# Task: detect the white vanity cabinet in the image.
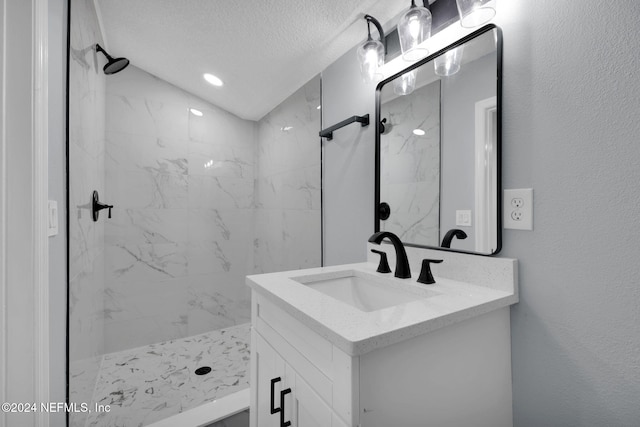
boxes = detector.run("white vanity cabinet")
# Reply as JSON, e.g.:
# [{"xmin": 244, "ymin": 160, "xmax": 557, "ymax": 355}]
[
  {"xmin": 250, "ymin": 293, "xmax": 352, "ymax": 427},
  {"xmin": 253, "ymin": 332, "xmax": 338, "ymax": 427},
  {"xmin": 250, "ymin": 291, "xmax": 513, "ymax": 427}
]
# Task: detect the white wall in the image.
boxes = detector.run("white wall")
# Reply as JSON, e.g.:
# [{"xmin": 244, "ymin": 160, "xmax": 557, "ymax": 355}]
[
  {"xmin": 2, "ymin": 1, "xmax": 38, "ymax": 424},
  {"xmin": 322, "ymin": 51, "xmax": 377, "ymax": 266},
  {"xmin": 501, "ymin": 1, "xmax": 640, "ymax": 424},
  {"xmin": 323, "ymin": 1, "xmax": 640, "ymax": 424}
]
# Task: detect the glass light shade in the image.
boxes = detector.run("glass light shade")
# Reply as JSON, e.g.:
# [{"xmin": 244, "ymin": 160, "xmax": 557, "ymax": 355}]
[
  {"xmin": 393, "ymin": 70, "xmax": 416, "ymax": 96},
  {"xmin": 398, "ymin": 4, "xmax": 432, "ymax": 62},
  {"xmin": 357, "ymin": 39, "xmax": 385, "ymax": 83},
  {"xmin": 434, "ymin": 46, "xmax": 464, "ymax": 76},
  {"xmin": 456, "ymin": 0, "xmax": 496, "ymax": 28}
]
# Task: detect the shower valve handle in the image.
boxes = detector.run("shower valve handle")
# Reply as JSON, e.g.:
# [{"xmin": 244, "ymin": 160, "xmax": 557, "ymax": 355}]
[{"xmin": 92, "ymin": 190, "xmax": 113, "ymax": 221}]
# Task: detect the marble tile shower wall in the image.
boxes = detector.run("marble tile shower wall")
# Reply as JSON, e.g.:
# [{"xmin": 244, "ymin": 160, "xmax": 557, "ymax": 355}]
[
  {"xmin": 68, "ymin": 0, "xmax": 106, "ymax": 420},
  {"xmin": 380, "ymin": 80, "xmax": 441, "ymax": 245},
  {"xmin": 254, "ymin": 76, "xmax": 322, "ymax": 273},
  {"xmin": 104, "ymin": 66, "xmax": 255, "ymax": 352}
]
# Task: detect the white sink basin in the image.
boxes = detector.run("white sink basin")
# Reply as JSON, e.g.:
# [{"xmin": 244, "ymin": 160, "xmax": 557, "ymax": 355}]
[{"xmin": 291, "ymin": 270, "xmax": 438, "ymax": 312}]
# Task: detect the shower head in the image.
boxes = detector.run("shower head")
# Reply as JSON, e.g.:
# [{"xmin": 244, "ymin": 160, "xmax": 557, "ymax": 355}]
[{"xmin": 95, "ymin": 44, "xmax": 129, "ymax": 75}]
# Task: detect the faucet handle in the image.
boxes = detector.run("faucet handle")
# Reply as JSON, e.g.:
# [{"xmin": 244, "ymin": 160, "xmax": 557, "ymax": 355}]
[
  {"xmin": 370, "ymin": 249, "xmax": 391, "ymax": 274},
  {"xmin": 417, "ymin": 259, "xmax": 443, "ymax": 285}
]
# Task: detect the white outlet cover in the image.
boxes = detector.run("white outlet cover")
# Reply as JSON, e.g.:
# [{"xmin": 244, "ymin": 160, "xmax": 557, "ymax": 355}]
[{"xmin": 504, "ymin": 189, "xmax": 533, "ymax": 230}]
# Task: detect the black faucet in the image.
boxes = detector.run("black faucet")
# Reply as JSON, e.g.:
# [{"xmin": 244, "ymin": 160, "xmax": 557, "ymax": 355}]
[
  {"xmin": 441, "ymin": 229, "xmax": 468, "ymax": 248},
  {"xmin": 368, "ymin": 231, "xmax": 411, "ymax": 279}
]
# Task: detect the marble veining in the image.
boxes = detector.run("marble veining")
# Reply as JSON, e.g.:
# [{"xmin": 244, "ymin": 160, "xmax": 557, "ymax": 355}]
[
  {"xmin": 85, "ymin": 323, "xmax": 250, "ymax": 427},
  {"xmin": 380, "ymin": 80, "xmax": 441, "ymax": 247},
  {"xmin": 104, "ymin": 65, "xmax": 256, "ymax": 351},
  {"xmin": 68, "ymin": 1, "xmax": 107, "ymax": 421},
  {"xmin": 254, "ymin": 75, "xmax": 322, "ymax": 274}
]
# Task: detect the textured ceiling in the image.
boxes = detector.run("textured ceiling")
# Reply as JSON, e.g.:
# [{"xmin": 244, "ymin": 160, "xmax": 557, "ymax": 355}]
[{"xmin": 96, "ymin": 0, "xmax": 409, "ymax": 121}]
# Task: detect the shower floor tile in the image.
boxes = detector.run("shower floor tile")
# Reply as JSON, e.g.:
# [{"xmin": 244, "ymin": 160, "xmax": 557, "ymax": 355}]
[{"xmin": 84, "ymin": 323, "xmax": 250, "ymax": 427}]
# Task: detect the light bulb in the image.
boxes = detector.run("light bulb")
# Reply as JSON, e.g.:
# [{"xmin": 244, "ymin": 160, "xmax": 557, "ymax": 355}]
[
  {"xmin": 357, "ymin": 39, "xmax": 384, "ymax": 83},
  {"xmin": 409, "ymin": 17, "xmax": 421, "ymax": 39}
]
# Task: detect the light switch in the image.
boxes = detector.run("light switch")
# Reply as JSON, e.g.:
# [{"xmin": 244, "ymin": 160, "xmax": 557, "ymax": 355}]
[
  {"xmin": 48, "ymin": 200, "xmax": 58, "ymax": 237},
  {"xmin": 456, "ymin": 210, "xmax": 472, "ymax": 227}
]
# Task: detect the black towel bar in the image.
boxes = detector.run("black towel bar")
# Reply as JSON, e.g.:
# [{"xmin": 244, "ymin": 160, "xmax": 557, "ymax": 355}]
[{"xmin": 319, "ymin": 114, "xmax": 369, "ymax": 140}]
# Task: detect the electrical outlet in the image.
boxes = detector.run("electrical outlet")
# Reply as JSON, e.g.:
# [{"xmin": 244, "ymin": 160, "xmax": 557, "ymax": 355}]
[{"xmin": 504, "ymin": 189, "xmax": 533, "ymax": 230}]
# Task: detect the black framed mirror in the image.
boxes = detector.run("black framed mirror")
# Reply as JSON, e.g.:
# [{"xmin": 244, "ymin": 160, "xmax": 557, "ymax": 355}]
[{"xmin": 375, "ymin": 24, "xmax": 502, "ymax": 255}]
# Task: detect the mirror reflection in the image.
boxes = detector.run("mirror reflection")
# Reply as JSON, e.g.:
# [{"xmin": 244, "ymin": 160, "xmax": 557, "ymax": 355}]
[{"xmin": 376, "ymin": 25, "xmax": 501, "ymax": 255}]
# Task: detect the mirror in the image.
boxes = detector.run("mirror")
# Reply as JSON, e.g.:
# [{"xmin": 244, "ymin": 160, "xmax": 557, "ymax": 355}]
[{"xmin": 375, "ymin": 25, "xmax": 502, "ymax": 255}]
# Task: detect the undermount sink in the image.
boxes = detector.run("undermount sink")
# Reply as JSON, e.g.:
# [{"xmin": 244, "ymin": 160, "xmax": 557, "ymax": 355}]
[{"xmin": 291, "ymin": 270, "xmax": 438, "ymax": 312}]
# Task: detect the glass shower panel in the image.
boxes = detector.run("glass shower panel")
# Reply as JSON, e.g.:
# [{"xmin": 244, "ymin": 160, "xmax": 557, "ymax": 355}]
[{"xmin": 67, "ymin": 2, "xmax": 321, "ymax": 425}]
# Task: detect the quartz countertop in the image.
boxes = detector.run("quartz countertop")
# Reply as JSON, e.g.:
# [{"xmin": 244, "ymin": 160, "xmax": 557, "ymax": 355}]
[{"xmin": 247, "ymin": 252, "xmax": 518, "ymax": 356}]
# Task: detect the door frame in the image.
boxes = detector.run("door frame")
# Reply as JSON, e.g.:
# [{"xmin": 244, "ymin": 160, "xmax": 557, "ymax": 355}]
[
  {"xmin": 474, "ymin": 96, "xmax": 498, "ymax": 253},
  {"xmin": 0, "ymin": 0, "xmax": 50, "ymax": 425}
]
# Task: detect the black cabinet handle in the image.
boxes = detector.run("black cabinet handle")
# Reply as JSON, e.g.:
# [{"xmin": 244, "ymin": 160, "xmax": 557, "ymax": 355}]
[
  {"xmin": 270, "ymin": 377, "xmax": 281, "ymax": 414},
  {"xmin": 280, "ymin": 388, "xmax": 292, "ymax": 427}
]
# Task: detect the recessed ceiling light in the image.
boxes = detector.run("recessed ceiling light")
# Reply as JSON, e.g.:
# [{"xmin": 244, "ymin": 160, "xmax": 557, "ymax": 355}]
[
  {"xmin": 413, "ymin": 129, "xmax": 426, "ymax": 136},
  {"xmin": 317, "ymin": 105, "xmax": 321, "ymax": 110},
  {"xmin": 190, "ymin": 108, "xmax": 203, "ymax": 117},
  {"xmin": 203, "ymin": 73, "xmax": 223, "ymax": 87}
]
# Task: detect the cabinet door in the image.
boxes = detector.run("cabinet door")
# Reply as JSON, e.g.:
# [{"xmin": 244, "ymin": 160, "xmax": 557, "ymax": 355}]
[
  {"xmin": 253, "ymin": 332, "xmax": 287, "ymax": 427},
  {"xmin": 252, "ymin": 330, "xmax": 346, "ymax": 427},
  {"xmin": 289, "ymin": 366, "xmax": 334, "ymax": 427}
]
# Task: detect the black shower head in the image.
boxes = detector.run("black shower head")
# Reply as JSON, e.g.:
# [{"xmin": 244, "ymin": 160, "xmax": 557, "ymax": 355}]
[{"xmin": 95, "ymin": 44, "xmax": 129, "ymax": 75}]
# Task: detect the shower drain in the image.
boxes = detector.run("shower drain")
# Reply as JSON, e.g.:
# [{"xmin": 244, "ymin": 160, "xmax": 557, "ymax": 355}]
[{"xmin": 195, "ymin": 366, "xmax": 212, "ymax": 376}]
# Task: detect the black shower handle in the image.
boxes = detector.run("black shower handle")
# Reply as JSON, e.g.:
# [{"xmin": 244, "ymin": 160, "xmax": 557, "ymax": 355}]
[{"xmin": 92, "ymin": 190, "xmax": 114, "ymax": 221}]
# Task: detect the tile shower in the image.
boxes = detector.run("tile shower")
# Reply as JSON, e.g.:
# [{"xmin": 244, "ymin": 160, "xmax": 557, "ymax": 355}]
[{"xmin": 68, "ymin": 1, "xmax": 320, "ymax": 425}]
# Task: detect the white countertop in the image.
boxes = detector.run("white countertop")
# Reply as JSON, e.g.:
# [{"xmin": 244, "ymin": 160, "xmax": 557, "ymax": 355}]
[{"xmin": 246, "ymin": 253, "xmax": 518, "ymax": 356}]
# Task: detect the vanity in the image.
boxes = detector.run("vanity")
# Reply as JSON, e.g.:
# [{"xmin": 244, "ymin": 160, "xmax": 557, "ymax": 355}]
[
  {"xmin": 248, "ymin": 24, "xmax": 513, "ymax": 427},
  {"xmin": 247, "ymin": 245, "xmax": 518, "ymax": 427}
]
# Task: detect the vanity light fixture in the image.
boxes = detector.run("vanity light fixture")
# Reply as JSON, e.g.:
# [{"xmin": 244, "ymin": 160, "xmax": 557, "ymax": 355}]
[
  {"xmin": 357, "ymin": 14, "xmax": 385, "ymax": 84},
  {"xmin": 203, "ymin": 73, "xmax": 224, "ymax": 87},
  {"xmin": 434, "ymin": 45, "xmax": 464, "ymax": 76},
  {"xmin": 189, "ymin": 108, "xmax": 203, "ymax": 117},
  {"xmin": 394, "ymin": 70, "xmax": 417, "ymax": 96},
  {"xmin": 397, "ymin": 0, "xmax": 432, "ymax": 61},
  {"xmin": 456, "ymin": 0, "xmax": 496, "ymax": 28}
]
